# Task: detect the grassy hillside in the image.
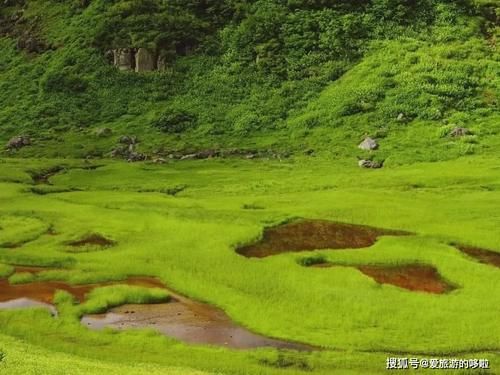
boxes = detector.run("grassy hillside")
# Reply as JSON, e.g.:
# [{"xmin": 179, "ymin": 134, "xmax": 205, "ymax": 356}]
[{"xmin": 0, "ymin": 0, "xmax": 498, "ymax": 161}]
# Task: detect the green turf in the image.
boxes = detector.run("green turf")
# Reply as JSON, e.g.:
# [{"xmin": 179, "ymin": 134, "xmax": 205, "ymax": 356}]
[{"xmin": 1, "ymin": 156, "xmax": 500, "ymax": 374}]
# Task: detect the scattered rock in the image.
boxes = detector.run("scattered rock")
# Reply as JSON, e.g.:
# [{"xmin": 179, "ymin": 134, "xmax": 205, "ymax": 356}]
[
  {"xmin": 198, "ymin": 150, "xmax": 220, "ymax": 159},
  {"xmin": 119, "ymin": 135, "xmax": 138, "ymax": 145},
  {"xmin": 180, "ymin": 153, "xmax": 197, "ymax": 160},
  {"xmin": 449, "ymin": 127, "xmax": 471, "ymax": 138},
  {"xmin": 110, "ymin": 145, "xmax": 129, "ymax": 158},
  {"xmin": 6, "ymin": 135, "xmax": 31, "ymax": 150},
  {"xmin": 358, "ymin": 137, "xmax": 379, "ymax": 151},
  {"xmin": 358, "ymin": 159, "xmax": 383, "ymax": 169},
  {"xmin": 127, "ymin": 152, "xmax": 147, "ymax": 163},
  {"xmin": 94, "ymin": 128, "xmax": 112, "ymax": 138},
  {"xmin": 151, "ymin": 157, "xmax": 166, "ymax": 164}
]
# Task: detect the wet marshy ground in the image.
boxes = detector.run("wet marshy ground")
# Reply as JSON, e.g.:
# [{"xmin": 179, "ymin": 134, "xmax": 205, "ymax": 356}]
[
  {"xmin": 237, "ymin": 219, "xmax": 411, "ymax": 258},
  {"xmin": 30, "ymin": 166, "xmax": 66, "ymax": 185},
  {"xmin": 358, "ymin": 265, "xmax": 455, "ymax": 294},
  {"xmin": 29, "ymin": 164, "xmax": 103, "ymax": 185},
  {"xmin": 0, "ymin": 267, "xmax": 312, "ymax": 351},
  {"xmin": 455, "ymin": 244, "xmax": 500, "ymax": 268},
  {"xmin": 82, "ymin": 289, "xmax": 314, "ymax": 351},
  {"xmin": 0, "ymin": 269, "xmax": 162, "ymax": 305},
  {"xmin": 311, "ymin": 263, "xmax": 454, "ymax": 294},
  {"xmin": 66, "ymin": 234, "xmax": 115, "ymax": 248}
]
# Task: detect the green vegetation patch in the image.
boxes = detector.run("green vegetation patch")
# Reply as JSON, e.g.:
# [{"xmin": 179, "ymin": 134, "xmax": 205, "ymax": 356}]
[{"xmin": 80, "ymin": 285, "xmax": 170, "ymax": 315}]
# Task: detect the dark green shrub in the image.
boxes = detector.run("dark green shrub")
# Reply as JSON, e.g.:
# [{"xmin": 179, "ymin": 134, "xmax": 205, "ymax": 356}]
[
  {"xmin": 41, "ymin": 68, "xmax": 88, "ymax": 93},
  {"xmin": 153, "ymin": 108, "xmax": 197, "ymax": 133}
]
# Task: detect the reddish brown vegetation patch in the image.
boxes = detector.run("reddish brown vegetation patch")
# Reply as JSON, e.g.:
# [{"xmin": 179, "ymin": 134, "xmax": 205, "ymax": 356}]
[
  {"xmin": 358, "ymin": 265, "xmax": 454, "ymax": 294},
  {"xmin": 456, "ymin": 245, "xmax": 500, "ymax": 268},
  {"xmin": 0, "ymin": 270, "xmax": 163, "ymax": 304},
  {"xmin": 237, "ymin": 219, "xmax": 410, "ymax": 258},
  {"xmin": 67, "ymin": 234, "xmax": 115, "ymax": 248}
]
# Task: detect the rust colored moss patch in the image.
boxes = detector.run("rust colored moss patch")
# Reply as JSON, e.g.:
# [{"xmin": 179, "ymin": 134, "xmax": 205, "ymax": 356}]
[{"xmin": 237, "ymin": 219, "xmax": 410, "ymax": 258}]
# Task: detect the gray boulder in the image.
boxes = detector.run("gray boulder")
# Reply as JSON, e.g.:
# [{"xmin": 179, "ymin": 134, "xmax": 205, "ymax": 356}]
[
  {"xmin": 358, "ymin": 137, "xmax": 379, "ymax": 151},
  {"xmin": 119, "ymin": 135, "xmax": 138, "ymax": 145},
  {"xmin": 6, "ymin": 135, "xmax": 31, "ymax": 150}
]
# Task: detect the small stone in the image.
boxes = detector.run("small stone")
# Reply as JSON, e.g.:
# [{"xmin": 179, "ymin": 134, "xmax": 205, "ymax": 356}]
[{"xmin": 358, "ymin": 159, "xmax": 383, "ymax": 169}]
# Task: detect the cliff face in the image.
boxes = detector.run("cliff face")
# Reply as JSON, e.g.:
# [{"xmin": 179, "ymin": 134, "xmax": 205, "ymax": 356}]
[{"xmin": 0, "ymin": 1, "xmax": 498, "ymax": 162}]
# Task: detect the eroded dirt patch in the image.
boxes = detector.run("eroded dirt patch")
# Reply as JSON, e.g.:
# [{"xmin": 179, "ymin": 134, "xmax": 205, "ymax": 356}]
[
  {"xmin": 237, "ymin": 219, "xmax": 410, "ymax": 258},
  {"xmin": 359, "ymin": 265, "xmax": 454, "ymax": 294},
  {"xmin": 455, "ymin": 245, "xmax": 500, "ymax": 268},
  {"xmin": 66, "ymin": 234, "xmax": 115, "ymax": 248}
]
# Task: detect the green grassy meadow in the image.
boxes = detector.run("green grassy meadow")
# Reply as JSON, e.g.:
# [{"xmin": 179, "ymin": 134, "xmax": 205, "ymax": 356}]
[
  {"xmin": 1, "ymin": 156, "xmax": 500, "ymax": 374},
  {"xmin": 0, "ymin": 0, "xmax": 499, "ymax": 372}
]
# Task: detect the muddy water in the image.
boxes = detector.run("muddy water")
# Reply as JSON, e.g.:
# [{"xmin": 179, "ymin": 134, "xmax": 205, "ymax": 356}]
[
  {"xmin": 312, "ymin": 264, "xmax": 453, "ymax": 294},
  {"xmin": 0, "ymin": 268, "xmax": 313, "ymax": 350},
  {"xmin": 82, "ymin": 291, "xmax": 313, "ymax": 350},
  {"xmin": 0, "ymin": 298, "xmax": 57, "ymax": 315},
  {"xmin": 237, "ymin": 219, "xmax": 411, "ymax": 258},
  {"xmin": 456, "ymin": 245, "xmax": 500, "ymax": 268}
]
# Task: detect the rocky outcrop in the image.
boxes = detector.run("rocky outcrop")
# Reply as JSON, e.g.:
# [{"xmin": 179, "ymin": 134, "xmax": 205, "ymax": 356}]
[
  {"xmin": 110, "ymin": 135, "xmax": 147, "ymax": 162},
  {"xmin": 6, "ymin": 135, "xmax": 31, "ymax": 150},
  {"xmin": 358, "ymin": 137, "xmax": 378, "ymax": 151},
  {"xmin": 110, "ymin": 48, "xmax": 158, "ymax": 72},
  {"xmin": 113, "ymin": 48, "xmax": 135, "ymax": 71},
  {"xmin": 135, "ymin": 48, "xmax": 157, "ymax": 72}
]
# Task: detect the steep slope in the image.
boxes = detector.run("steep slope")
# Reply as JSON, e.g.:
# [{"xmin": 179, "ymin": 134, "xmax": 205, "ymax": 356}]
[{"xmin": 0, "ymin": 0, "xmax": 498, "ymax": 162}]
